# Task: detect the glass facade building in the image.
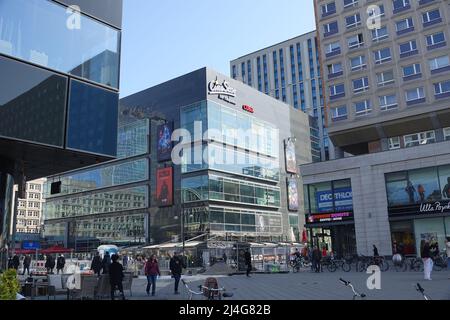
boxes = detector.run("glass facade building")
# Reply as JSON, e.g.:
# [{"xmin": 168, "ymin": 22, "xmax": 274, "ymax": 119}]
[{"xmin": 0, "ymin": 0, "xmax": 123, "ymax": 266}]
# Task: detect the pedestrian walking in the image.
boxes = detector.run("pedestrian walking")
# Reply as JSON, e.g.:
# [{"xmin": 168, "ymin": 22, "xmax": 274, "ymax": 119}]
[
  {"xmin": 102, "ymin": 251, "xmax": 112, "ymax": 274},
  {"xmin": 109, "ymin": 254, "xmax": 126, "ymax": 300},
  {"xmin": 12, "ymin": 254, "xmax": 20, "ymax": 271},
  {"xmin": 421, "ymin": 240, "xmax": 433, "ymax": 280},
  {"xmin": 312, "ymin": 246, "xmax": 322, "ymax": 273},
  {"xmin": 56, "ymin": 254, "xmax": 65, "ymax": 274},
  {"xmin": 222, "ymin": 253, "xmax": 227, "ymax": 264},
  {"xmin": 91, "ymin": 252, "xmax": 102, "ymax": 276},
  {"xmin": 144, "ymin": 254, "xmax": 161, "ymax": 296},
  {"xmin": 22, "ymin": 255, "xmax": 31, "ymax": 275},
  {"xmin": 169, "ymin": 251, "xmax": 186, "ymax": 294},
  {"xmin": 122, "ymin": 254, "xmax": 128, "ymax": 270},
  {"xmin": 244, "ymin": 249, "xmax": 252, "ymax": 277},
  {"xmin": 45, "ymin": 255, "xmax": 55, "ymax": 274}
]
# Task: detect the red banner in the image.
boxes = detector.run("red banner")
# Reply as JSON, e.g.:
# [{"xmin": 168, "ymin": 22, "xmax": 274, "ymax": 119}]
[{"xmin": 156, "ymin": 167, "xmax": 173, "ymax": 207}]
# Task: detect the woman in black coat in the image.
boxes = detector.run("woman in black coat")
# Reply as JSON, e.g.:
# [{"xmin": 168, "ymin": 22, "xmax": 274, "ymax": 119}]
[{"xmin": 91, "ymin": 253, "xmax": 102, "ymax": 276}]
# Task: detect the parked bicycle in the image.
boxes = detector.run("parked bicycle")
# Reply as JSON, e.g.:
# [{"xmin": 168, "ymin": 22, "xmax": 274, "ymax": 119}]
[
  {"xmin": 393, "ymin": 254, "xmax": 423, "ymax": 272},
  {"xmin": 290, "ymin": 256, "xmax": 310, "ymax": 272},
  {"xmin": 357, "ymin": 255, "xmax": 389, "ymax": 272},
  {"xmin": 181, "ymin": 278, "xmax": 234, "ymax": 300},
  {"xmin": 339, "ymin": 278, "xmax": 366, "ymax": 300}
]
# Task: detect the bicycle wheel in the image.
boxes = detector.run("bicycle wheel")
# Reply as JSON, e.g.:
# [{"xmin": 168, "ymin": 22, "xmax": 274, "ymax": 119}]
[
  {"xmin": 380, "ymin": 260, "xmax": 389, "ymax": 272},
  {"xmin": 342, "ymin": 262, "xmax": 351, "ymax": 272},
  {"xmin": 327, "ymin": 262, "xmax": 337, "ymax": 272},
  {"xmin": 432, "ymin": 259, "xmax": 443, "ymax": 271}
]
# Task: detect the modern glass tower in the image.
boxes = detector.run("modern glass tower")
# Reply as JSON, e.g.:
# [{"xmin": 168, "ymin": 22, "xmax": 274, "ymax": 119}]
[{"xmin": 0, "ymin": 0, "xmax": 123, "ymax": 267}]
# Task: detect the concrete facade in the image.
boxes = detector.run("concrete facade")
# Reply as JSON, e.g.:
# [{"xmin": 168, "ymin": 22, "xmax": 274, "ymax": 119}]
[{"xmin": 301, "ymin": 139, "xmax": 450, "ymax": 256}]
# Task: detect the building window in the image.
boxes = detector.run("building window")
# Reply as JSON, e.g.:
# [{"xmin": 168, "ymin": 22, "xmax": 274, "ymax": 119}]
[
  {"xmin": 422, "ymin": 9, "xmax": 441, "ymax": 26},
  {"xmin": 331, "ymin": 105, "xmax": 347, "ymax": 121},
  {"xmin": 388, "ymin": 137, "xmax": 401, "ymax": 150},
  {"xmin": 426, "ymin": 32, "xmax": 446, "ymax": 48},
  {"xmin": 347, "ymin": 33, "xmax": 364, "ymax": 49},
  {"xmin": 321, "ymin": 2, "xmax": 336, "ymax": 16},
  {"xmin": 404, "ymin": 131, "xmax": 435, "ymax": 148},
  {"xmin": 372, "ymin": 26, "xmax": 389, "ymax": 42},
  {"xmin": 396, "ymin": 17, "xmax": 414, "ymax": 33},
  {"xmin": 325, "ymin": 41, "xmax": 341, "ymax": 57},
  {"xmin": 247, "ymin": 60, "xmax": 252, "ymax": 86},
  {"xmin": 329, "ymin": 83, "xmax": 345, "ymax": 97},
  {"xmin": 343, "ymin": 0, "xmax": 358, "ymax": 8},
  {"xmin": 350, "ymin": 55, "xmax": 366, "ymax": 71},
  {"xmin": 232, "ymin": 65, "xmax": 236, "ymax": 79},
  {"xmin": 377, "ymin": 70, "xmax": 394, "ymax": 86},
  {"xmin": 374, "ymin": 48, "xmax": 391, "ymax": 64},
  {"xmin": 434, "ymin": 80, "xmax": 450, "ymax": 96},
  {"xmin": 354, "ymin": 100, "xmax": 372, "ymax": 116},
  {"xmin": 327, "ymin": 62, "xmax": 342, "ymax": 75},
  {"xmin": 405, "ymin": 87, "xmax": 425, "ymax": 102},
  {"xmin": 379, "ymin": 94, "xmax": 398, "ymax": 111},
  {"xmin": 256, "ymin": 57, "xmax": 262, "ymax": 92},
  {"xmin": 402, "ymin": 63, "xmax": 422, "ymax": 78},
  {"xmin": 323, "ymin": 21, "xmax": 339, "ymax": 37},
  {"xmin": 241, "ymin": 62, "xmax": 245, "ymax": 83},
  {"xmin": 392, "ymin": 0, "xmax": 410, "ymax": 13},
  {"xmin": 263, "ymin": 54, "xmax": 268, "ymax": 94},
  {"xmin": 443, "ymin": 128, "xmax": 450, "ymax": 141},
  {"xmin": 429, "ymin": 55, "xmax": 450, "ymax": 72},
  {"xmin": 399, "ymin": 40, "xmax": 418, "ymax": 56},
  {"xmin": 368, "ymin": 4, "xmax": 385, "ymax": 17},
  {"xmin": 352, "ymin": 77, "xmax": 369, "ymax": 93},
  {"xmin": 346, "ymin": 13, "xmax": 361, "ymax": 29}
]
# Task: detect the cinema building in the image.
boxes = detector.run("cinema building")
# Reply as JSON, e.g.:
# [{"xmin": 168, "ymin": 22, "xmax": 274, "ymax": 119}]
[{"xmin": 43, "ymin": 68, "xmax": 312, "ymax": 251}]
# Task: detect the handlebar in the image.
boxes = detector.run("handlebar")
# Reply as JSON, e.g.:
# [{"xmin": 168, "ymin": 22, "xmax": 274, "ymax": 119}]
[
  {"xmin": 339, "ymin": 278, "xmax": 366, "ymax": 298},
  {"xmin": 339, "ymin": 278, "xmax": 350, "ymax": 286},
  {"xmin": 416, "ymin": 283, "xmax": 424, "ymax": 293}
]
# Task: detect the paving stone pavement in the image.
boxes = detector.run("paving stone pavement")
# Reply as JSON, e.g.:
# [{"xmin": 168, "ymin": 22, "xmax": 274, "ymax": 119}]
[{"xmin": 36, "ymin": 270, "xmax": 450, "ymax": 300}]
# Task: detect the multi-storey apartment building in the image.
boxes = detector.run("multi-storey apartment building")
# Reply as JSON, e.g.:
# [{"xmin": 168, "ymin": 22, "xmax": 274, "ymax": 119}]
[
  {"xmin": 230, "ymin": 31, "xmax": 328, "ymax": 162},
  {"xmin": 14, "ymin": 179, "xmax": 46, "ymax": 234},
  {"xmin": 300, "ymin": 0, "xmax": 450, "ymax": 257}
]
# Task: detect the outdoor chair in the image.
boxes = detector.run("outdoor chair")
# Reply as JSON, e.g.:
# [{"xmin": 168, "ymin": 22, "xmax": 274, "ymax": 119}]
[
  {"xmin": 68, "ymin": 275, "xmax": 98, "ymax": 300},
  {"xmin": 47, "ymin": 274, "xmax": 67, "ymax": 300},
  {"xmin": 122, "ymin": 272, "xmax": 133, "ymax": 297}
]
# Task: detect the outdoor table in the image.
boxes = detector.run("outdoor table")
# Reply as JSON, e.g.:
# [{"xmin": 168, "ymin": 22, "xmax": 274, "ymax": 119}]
[{"xmin": 30, "ymin": 275, "xmax": 48, "ymax": 299}]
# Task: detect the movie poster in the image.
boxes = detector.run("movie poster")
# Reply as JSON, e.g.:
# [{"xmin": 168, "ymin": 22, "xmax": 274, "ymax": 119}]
[
  {"xmin": 157, "ymin": 122, "xmax": 173, "ymax": 162},
  {"xmin": 156, "ymin": 167, "xmax": 173, "ymax": 207},
  {"xmin": 285, "ymin": 139, "xmax": 297, "ymax": 174},
  {"xmin": 287, "ymin": 178, "xmax": 299, "ymax": 211}
]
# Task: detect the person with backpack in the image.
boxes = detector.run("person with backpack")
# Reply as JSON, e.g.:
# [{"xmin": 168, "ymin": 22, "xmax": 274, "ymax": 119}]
[{"xmin": 144, "ymin": 254, "xmax": 161, "ymax": 296}]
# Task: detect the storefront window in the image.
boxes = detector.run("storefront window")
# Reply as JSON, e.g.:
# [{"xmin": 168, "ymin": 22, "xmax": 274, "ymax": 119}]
[
  {"xmin": 438, "ymin": 165, "xmax": 450, "ymax": 200},
  {"xmin": 390, "ymin": 220, "xmax": 416, "ymax": 255},
  {"xmin": 414, "ymin": 218, "xmax": 446, "ymax": 255},
  {"xmin": 386, "ymin": 171, "xmax": 409, "ymax": 206}
]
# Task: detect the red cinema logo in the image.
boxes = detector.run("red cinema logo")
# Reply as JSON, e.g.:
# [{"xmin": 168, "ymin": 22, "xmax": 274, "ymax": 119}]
[{"xmin": 242, "ymin": 105, "xmax": 254, "ymax": 113}]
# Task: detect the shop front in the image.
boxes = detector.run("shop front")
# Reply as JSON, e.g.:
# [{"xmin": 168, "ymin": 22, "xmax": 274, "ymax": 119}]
[
  {"xmin": 304, "ymin": 179, "xmax": 357, "ymax": 258},
  {"xmin": 386, "ymin": 165, "xmax": 450, "ymax": 255}
]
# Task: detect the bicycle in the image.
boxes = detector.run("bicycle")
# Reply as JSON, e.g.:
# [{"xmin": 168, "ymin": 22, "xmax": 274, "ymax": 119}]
[
  {"xmin": 431, "ymin": 253, "xmax": 447, "ymax": 272},
  {"xmin": 290, "ymin": 256, "xmax": 310, "ymax": 272},
  {"xmin": 339, "ymin": 278, "xmax": 366, "ymax": 300},
  {"xmin": 358, "ymin": 255, "xmax": 389, "ymax": 272},
  {"xmin": 415, "ymin": 283, "xmax": 431, "ymax": 300}
]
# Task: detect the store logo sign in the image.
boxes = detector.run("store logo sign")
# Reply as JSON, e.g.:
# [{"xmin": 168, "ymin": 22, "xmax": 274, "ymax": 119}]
[
  {"xmin": 208, "ymin": 77, "xmax": 236, "ymax": 105},
  {"xmin": 242, "ymin": 105, "xmax": 254, "ymax": 113},
  {"xmin": 420, "ymin": 201, "xmax": 450, "ymax": 214}
]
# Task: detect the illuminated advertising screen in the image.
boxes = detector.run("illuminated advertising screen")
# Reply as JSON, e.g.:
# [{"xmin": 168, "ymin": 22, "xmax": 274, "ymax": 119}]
[
  {"xmin": 156, "ymin": 167, "xmax": 173, "ymax": 207},
  {"xmin": 287, "ymin": 178, "xmax": 299, "ymax": 211},
  {"xmin": 157, "ymin": 122, "xmax": 173, "ymax": 162},
  {"xmin": 316, "ymin": 187, "xmax": 353, "ymax": 213},
  {"xmin": 285, "ymin": 139, "xmax": 297, "ymax": 174}
]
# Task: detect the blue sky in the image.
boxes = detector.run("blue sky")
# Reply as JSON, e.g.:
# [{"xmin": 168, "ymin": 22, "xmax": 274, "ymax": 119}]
[{"xmin": 119, "ymin": 0, "xmax": 316, "ymax": 98}]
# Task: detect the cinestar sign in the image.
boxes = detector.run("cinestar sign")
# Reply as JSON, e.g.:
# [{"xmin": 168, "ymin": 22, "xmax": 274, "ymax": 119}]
[{"xmin": 208, "ymin": 77, "xmax": 236, "ymax": 105}]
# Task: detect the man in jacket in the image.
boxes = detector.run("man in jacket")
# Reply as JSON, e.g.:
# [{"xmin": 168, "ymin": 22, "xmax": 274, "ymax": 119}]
[
  {"xmin": 56, "ymin": 254, "xmax": 65, "ymax": 274},
  {"xmin": 102, "ymin": 251, "xmax": 111, "ymax": 274},
  {"xmin": 109, "ymin": 254, "xmax": 126, "ymax": 300},
  {"xmin": 244, "ymin": 249, "xmax": 252, "ymax": 277},
  {"xmin": 169, "ymin": 251, "xmax": 186, "ymax": 294},
  {"xmin": 23, "ymin": 255, "xmax": 31, "ymax": 275},
  {"xmin": 90, "ymin": 252, "xmax": 102, "ymax": 276}
]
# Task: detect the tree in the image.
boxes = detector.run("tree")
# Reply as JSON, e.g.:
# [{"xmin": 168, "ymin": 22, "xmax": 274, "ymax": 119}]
[{"xmin": 0, "ymin": 269, "xmax": 21, "ymax": 300}]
